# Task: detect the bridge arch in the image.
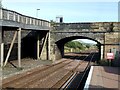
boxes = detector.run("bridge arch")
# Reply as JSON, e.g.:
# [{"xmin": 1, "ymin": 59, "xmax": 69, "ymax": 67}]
[
  {"xmin": 56, "ymin": 36, "xmax": 101, "ymax": 45},
  {"xmin": 54, "ymin": 32, "xmax": 104, "ymax": 45},
  {"xmin": 55, "ymin": 36, "xmax": 101, "ymax": 60}
]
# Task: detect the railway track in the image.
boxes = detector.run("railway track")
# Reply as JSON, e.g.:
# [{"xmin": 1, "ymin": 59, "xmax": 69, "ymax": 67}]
[
  {"xmin": 61, "ymin": 52, "xmax": 96, "ymax": 89},
  {"xmin": 2, "ymin": 52, "xmax": 96, "ymax": 89},
  {"xmin": 3, "ymin": 59, "xmax": 72, "ymax": 88}
]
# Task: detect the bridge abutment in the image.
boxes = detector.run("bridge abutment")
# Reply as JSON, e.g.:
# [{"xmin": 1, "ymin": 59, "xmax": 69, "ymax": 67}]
[{"xmin": 104, "ymin": 32, "xmax": 120, "ymax": 66}]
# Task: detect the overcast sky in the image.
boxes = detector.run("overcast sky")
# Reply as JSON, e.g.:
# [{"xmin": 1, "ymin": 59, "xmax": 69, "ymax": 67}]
[{"xmin": 2, "ymin": 0, "xmax": 119, "ymax": 43}]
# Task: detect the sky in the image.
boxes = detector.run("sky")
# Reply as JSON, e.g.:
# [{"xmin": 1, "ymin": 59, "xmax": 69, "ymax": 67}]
[
  {"xmin": 75, "ymin": 39, "xmax": 97, "ymax": 44},
  {"xmin": 2, "ymin": 0, "xmax": 119, "ymax": 23},
  {"xmin": 2, "ymin": 0, "xmax": 119, "ymax": 43}
]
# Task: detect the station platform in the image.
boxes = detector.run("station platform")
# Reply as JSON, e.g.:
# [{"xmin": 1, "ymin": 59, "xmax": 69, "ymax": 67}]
[{"xmin": 84, "ymin": 66, "xmax": 120, "ymax": 90}]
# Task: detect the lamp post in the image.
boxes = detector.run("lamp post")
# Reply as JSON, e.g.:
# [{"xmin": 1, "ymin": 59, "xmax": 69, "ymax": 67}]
[{"xmin": 36, "ymin": 9, "xmax": 40, "ymax": 18}]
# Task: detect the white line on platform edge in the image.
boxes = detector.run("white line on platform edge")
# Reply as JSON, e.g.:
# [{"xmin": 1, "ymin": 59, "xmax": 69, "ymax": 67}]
[{"xmin": 84, "ymin": 66, "xmax": 94, "ymax": 90}]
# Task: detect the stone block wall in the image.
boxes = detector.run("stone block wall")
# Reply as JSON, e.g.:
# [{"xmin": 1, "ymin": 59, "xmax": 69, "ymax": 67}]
[
  {"xmin": 53, "ymin": 22, "xmax": 120, "ymax": 66},
  {"xmin": 2, "ymin": 30, "xmax": 32, "ymax": 60},
  {"xmin": 104, "ymin": 32, "xmax": 120, "ymax": 66}
]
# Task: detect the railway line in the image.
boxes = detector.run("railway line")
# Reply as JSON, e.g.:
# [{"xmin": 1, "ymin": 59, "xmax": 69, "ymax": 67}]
[
  {"xmin": 2, "ymin": 51, "xmax": 97, "ymax": 89},
  {"xmin": 62, "ymin": 52, "xmax": 96, "ymax": 89}
]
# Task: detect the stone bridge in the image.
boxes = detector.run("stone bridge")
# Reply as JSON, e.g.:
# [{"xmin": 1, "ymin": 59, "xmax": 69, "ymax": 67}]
[{"xmin": 51, "ymin": 23, "xmax": 120, "ymax": 66}]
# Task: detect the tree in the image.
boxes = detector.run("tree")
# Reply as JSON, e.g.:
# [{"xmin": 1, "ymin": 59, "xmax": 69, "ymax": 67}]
[
  {"xmin": 65, "ymin": 41, "xmax": 76, "ymax": 48},
  {"xmin": 65, "ymin": 41, "xmax": 85, "ymax": 51},
  {"xmin": 85, "ymin": 44, "xmax": 91, "ymax": 49}
]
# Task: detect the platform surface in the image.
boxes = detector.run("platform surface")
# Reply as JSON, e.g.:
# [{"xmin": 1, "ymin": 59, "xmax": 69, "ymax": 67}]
[{"xmin": 85, "ymin": 66, "xmax": 120, "ymax": 90}]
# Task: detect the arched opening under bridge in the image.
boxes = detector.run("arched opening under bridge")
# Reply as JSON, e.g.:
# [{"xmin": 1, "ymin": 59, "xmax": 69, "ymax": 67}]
[{"xmin": 55, "ymin": 36, "xmax": 101, "ymax": 62}]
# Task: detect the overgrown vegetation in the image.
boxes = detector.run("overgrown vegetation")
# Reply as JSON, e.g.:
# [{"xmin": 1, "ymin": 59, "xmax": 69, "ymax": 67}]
[
  {"xmin": 64, "ymin": 41, "xmax": 97, "ymax": 53},
  {"xmin": 65, "ymin": 41, "xmax": 85, "ymax": 50}
]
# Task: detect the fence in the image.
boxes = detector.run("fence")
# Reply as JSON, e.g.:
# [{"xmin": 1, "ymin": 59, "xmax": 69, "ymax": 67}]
[{"xmin": 0, "ymin": 8, "xmax": 50, "ymax": 27}]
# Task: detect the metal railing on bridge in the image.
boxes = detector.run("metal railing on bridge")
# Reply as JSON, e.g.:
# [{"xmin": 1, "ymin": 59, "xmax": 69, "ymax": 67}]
[{"xmin": 0, "ymin": 8, "xmax": 50, "ymax": 28}]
